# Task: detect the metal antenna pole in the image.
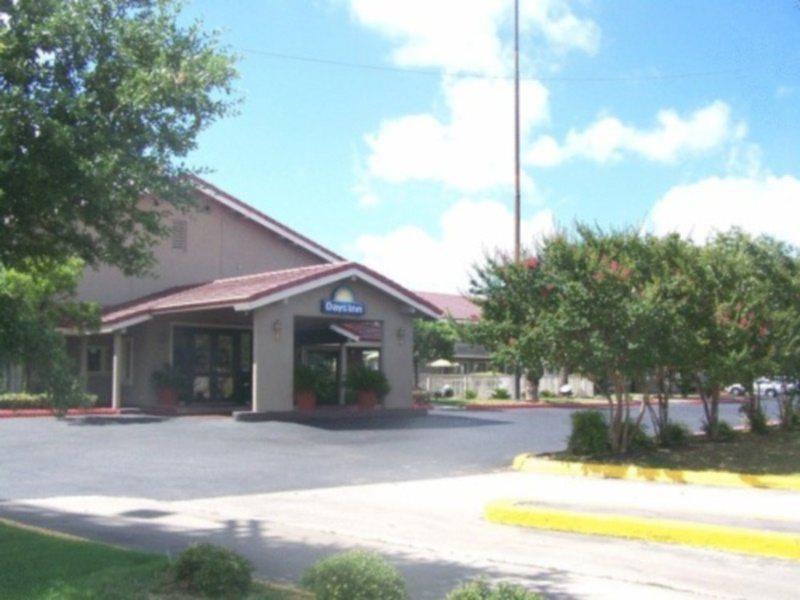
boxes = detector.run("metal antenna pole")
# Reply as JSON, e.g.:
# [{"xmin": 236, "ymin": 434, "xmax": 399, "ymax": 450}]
[
  {"xmin": 513, "ymin": 0, "xmax": 522, "ymax": 401},
  {"xmin": 513, "ymin": 0, "xmax": 521, "ymax": 263}
]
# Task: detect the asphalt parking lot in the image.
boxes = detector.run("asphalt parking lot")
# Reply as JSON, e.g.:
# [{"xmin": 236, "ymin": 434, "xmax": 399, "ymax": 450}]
[{"xmin": 0, "ymin": 402, "xmax": 754, "ymax": 501}]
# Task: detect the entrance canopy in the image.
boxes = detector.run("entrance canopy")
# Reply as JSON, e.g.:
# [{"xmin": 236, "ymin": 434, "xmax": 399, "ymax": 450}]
[{"xmin": 100, "ymin": 262, "xmax": 442, "ymax": 332}]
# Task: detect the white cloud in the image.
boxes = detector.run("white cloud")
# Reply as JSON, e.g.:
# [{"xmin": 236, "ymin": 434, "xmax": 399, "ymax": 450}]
[
  {"xmin": 354, "ymin": 199, "xmax": 556, "ymax": 292},
  {"xmin": 346, "ymin": 0, "xmax": 599, "ymax": 75},
  {"xmin": 648, "ymin": 175, "xmax": 800, "ymax": 245},
  {"xmin": 366, "ymin": 77, "xmax": 549, "ymax": 192},
  {"xmin": 528, "ymin": 101, "xmax": 742, "ymax": 166}
]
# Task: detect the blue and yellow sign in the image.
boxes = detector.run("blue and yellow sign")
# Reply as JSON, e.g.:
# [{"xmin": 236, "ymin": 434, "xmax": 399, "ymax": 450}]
[{"xmin": 321, "ymin": 286, "xmax": 365, "ymax": 316}]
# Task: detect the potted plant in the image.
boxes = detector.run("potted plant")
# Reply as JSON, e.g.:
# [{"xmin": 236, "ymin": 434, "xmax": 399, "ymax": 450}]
[
  {"xmin": 294, "ymin": 365, "xmax": 323, "ymax": 411},
  {"xmin": 346, "ymin": 367, "xmax": 391, "ymax": 409},
  {"xmin": 151, "ymin": 364, "xmax": 186, "ymax": 406}
]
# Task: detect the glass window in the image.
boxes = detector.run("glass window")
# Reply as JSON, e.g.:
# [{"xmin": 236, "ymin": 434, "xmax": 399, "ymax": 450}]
[
  {"xmin": 123, "ymin": 338, "xmax": 134, "ymax": 384},
  {"xmin": 193, "ymin": 334, "xmax": 211, "ymax": 371}
]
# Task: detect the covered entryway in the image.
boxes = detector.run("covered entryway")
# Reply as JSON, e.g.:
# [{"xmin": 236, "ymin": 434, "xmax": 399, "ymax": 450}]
[{"xmin": 294, "ymin": 317, "xmax": 383, "ymax": 407}]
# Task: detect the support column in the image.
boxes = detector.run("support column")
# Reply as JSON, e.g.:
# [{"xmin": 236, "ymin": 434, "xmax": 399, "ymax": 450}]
[
  {"xmin": 112, "ymin": 333, "xmax": 123, "ymax": 410},
  {"xmin": 252, "ymin": 304, "xmax": 294, "ymax": 413},
  {"xmin": 338, "ymin": 343, "xmax": 348, "ymax": 406}
]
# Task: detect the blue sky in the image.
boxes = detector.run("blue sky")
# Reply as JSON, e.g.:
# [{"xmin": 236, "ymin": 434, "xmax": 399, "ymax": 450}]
[{"xmin": 184, "ymin": 0, "xmax": 800, "ymax": 292}]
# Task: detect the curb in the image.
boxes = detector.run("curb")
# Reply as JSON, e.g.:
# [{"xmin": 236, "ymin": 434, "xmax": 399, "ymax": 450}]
[
  {"xmin": 512, "ymin": 454, "xmax": 800, "ymax": 492},
  {"xmin": 484, "ymin": 500, "xmax": 800, "ymax": 562}
]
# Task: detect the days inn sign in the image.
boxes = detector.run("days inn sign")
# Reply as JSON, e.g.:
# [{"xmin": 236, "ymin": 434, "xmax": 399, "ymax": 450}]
[{"xmin": 321, "ymin": 285, "xmax": 365, "ymax": 316}]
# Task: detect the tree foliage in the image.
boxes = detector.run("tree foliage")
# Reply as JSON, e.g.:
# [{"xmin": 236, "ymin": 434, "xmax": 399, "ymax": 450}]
[
  {"xmin": 472, "ymin": 226, "xmax": 800, "ymax": 452},
  {"xmin": 0, "ymin": 258, "xmax": 98, "ymax": 412},
  {"xmin": 413, "ymin": 318, "xmax": 457, "ymax": 384},
  {"xmin": 0, "ymin": 0, "xmax": 237, "ymax": 274}
]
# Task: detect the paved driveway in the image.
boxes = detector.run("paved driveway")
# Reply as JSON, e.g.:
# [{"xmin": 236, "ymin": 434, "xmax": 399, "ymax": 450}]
[{"xmin": 0, "ymin": 402, "xmax": 751, "ymax": 501}]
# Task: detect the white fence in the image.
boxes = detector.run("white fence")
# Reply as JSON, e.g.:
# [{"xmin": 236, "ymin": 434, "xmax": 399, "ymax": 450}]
[{"xmin": 420, "ymin": 372, "xmax": 594, "ymax": 399}]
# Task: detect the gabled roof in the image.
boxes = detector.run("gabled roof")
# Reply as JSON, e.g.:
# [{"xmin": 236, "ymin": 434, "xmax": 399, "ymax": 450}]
[
  {"xmin": 189, "ymin": 175, "xmax": 344, "ymax": 263},
  {"xmin": 101, "ymin": 262, "xmax": 442, "ymax": 332},
  {"xmin": 415, "ymin": 291, "xmax": 481, "ymax": 322}
]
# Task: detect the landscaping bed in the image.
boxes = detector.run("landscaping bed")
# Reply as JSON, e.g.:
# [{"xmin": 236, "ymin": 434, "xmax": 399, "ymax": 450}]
[
  {"xmin": 556, "ymin": 427, "xmax": 800, "ymax": 476},
  {"xmin": 0, "ymin": 520, "xmax": 308, "ymax": 600}
]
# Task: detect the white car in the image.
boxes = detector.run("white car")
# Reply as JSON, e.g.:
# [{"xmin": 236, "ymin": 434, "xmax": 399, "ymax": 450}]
[{"xmin": 727, "ymin": 378, "xmax": 796, "ymax": 397}]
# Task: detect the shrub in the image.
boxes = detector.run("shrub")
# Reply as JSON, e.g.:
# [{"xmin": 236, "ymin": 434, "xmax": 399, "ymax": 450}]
[
  {"xmin": 172, "ymin": 544, "xmax": 252, "ymax": 599},
  {"xmin": 346, "ymin": 367, "xmax": 391, "ymax": 397},
  {"xmin": 491, "ymin": 387, "xmax": 511, "ymax": 400},
  {"xmin": 567, "ymin": 410, "xmax": 608, "ymax": 456},
  {"xmin": 539, "ymin": 390, "xmax": 555, "ymax": 399},
  {"xmin": 151, "ymin": 363, "xmax": 189, "ymax": 392},
  {"xmin": 0, "ymin": 392, "xmax": 96, "ymax": 410},
  {"xmin": 659, "ymin": 421, "xmax": 692, "ymax": 447},
  {"xmin": 741, "ymin": 402, "xmax": 769, "ymax": 435},
  {"xmin": 703, "ymin": 419, "xmax": 736, "ymax": 442},
  {"xmin": 294, "ymin": 364, "xmax": 331, "ymax": 395},
  {"xmin": 446, "ymin": 579, "xmax": 542, "ymax": 600},
  {"xmin": 465, "ymin": 389, "xmax": 478, "ymax": 400},
  {"xmin": 626, "ymin": 420, "xmax": 654, "ymax": 451},
  {"xmin": 302, "ymin": 551, "xmax": 407, "ymax": 600}
]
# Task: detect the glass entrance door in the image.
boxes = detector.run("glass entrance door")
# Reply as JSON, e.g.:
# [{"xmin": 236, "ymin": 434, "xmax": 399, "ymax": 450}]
[{"xmin": 173, "ymin": 327, "xmax": 251, "ymax": 405}]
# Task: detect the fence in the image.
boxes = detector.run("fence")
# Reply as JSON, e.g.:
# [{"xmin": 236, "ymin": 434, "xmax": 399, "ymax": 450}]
[{"xmin": 420, "ymin": 372, "xmax": 594, "ymax": 399}]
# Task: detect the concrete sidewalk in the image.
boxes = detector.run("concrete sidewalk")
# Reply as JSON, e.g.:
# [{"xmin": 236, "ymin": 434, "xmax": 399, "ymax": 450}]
[{"xmin": 3, "ymin": 471, "xmax": 800, "ymax": 599}]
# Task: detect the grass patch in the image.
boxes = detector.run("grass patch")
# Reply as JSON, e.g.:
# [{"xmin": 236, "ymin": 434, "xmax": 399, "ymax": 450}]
[
  {"xmin": 556, "ymin": 428, "xmax": 800, "ymax": 475},
  {"xmin": 0, "ymin": 520, "xmax": 309, "ymax": 600}
]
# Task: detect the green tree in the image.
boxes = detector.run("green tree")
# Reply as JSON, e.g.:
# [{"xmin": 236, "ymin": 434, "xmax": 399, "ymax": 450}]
[
  {"xmin": 413, "ymin": 319, "xmax": 457, "ymax": 385},
  {"xmin": 0, "ymin": 258, "xmax": 98, "ymax": 413},
  {"xmin": 0, "ymin": 0, "xmax": 237, "ymax": 274},
  {"xmin": 470, "ymin": 254, "xmax": 549, "ymax": 401}
]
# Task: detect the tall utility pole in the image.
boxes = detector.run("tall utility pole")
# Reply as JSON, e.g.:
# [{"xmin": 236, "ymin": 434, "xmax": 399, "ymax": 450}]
[
  {"xmin": 513, "ymin": 0, "xmax": 522, "ymax": 400},
  {"xmin": 513, "ymin": 0, "xmax": 521, "ymax": 262}
]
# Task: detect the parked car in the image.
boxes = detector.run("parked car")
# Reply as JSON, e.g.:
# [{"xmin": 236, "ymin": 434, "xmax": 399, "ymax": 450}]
[{"xmin": 726, "ymin": 378, "xmax": 797, "ymax": 398}]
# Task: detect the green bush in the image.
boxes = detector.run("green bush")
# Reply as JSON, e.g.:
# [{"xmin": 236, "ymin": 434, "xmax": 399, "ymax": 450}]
[
  {"xmin": 0, "ymin": 392, "xmax": 96, "ymax": 410},
  {"xmin": 742, "ymin": 402, "xmax": 769, "ymax": 435},
  {"xmin": 172, "ymin": 544, "xmax": 252, "ymax": 599},
  {"xmin": 491, "ymin": 388, "xmax": 511, "ymax": 400},
  {"xmin": 659, "ymin": 421, "xmax": 691, "ymax": 447},
  {"xmin": 294, "ymin": 364, "xmax": 333, "ymax": 395},
  {"xmin": 346, "ymin": 367, "xmax": 391, "ymax": 397},
  {"xmin": 465, "ymin": 389, "xmax": 478, "ymax": 400},
  {"xmin": 567, "ymin": 410, "xmax": 608, "ymax": 456},
  {"xmin": 626, "ymin": 420, "xmax": 654, "ymax": 451},
  {"xmin": 301, "ymin": 551, "xmax": 407, "ymax": 600},
  {"xmin": 539, "ymin": 390, "xmax": 555, "ymax": 399},
  {"xmin": 703, "ymin": 419, "xmax": 736, "ymax": 442},
  {"xmin": 446, "ymin": 579, "xmax": 542, "ymax": 600}
]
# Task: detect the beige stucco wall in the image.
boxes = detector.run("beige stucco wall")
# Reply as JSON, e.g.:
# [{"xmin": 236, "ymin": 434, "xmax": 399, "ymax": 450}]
[
  {"xmin": 252, "ymin": 279, "xmax": 416, "ymax": 412},
  {"xmin": 77, "ymin": 196, "xmax": 326, "ymax": 307}
]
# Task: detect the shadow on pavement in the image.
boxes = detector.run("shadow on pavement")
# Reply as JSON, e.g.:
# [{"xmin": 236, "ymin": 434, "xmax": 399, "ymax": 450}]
[
  {"xmin": 0, "ymin": 501, "xmax": 577, "ymax": 600},
  {"xmin": 66, "ymin": 416, "xmax": 169, "ymax": 426},
  {"xmin": 298, "ymin": 413, "xmax": 509, "ymax": 431}
]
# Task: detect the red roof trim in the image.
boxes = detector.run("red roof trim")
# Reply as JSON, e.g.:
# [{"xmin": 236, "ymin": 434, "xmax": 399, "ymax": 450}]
[{"xmin": 101, "ymin": 262, "xmax": 442, "ymax": 329}]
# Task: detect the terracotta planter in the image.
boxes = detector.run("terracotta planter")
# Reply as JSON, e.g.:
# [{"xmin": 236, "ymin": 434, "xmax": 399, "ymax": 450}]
[
  {"xmin": 295, "ymin": 390, "xmax": 317, "ymax": 411},
  {"xmin": 356, "ymin": 390, "xmax": 378, "ymax": 409},
  {"xmin": 156, "ymin": 387, "xmax": 178, "ymax": 406}
]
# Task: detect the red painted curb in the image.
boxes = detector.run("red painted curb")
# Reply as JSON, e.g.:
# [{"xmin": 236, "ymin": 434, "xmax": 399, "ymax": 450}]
[{"xmin": 0, "ymin": 408, "xmax": 119, "ymax": 419}]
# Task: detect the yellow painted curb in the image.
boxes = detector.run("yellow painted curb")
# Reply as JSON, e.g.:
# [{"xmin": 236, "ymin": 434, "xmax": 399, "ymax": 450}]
[
  {"xmin": 512, "ymin": 454, "xmax": 800, "ymax": 491},
  {"xmin": 485, "ymin": 500, "xmax": 800, "ymax": 562}
]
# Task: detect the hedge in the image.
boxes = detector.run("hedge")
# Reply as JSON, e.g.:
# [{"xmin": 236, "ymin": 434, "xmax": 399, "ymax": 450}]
[{"xmin": 0, "ymin": 392, "xmax": 97, "ymax": 410}]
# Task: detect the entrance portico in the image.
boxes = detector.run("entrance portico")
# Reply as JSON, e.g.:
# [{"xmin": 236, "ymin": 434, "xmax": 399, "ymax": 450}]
[{"xmin": 77, "ymin": 262, "xmax": 441, "ymax": 415}]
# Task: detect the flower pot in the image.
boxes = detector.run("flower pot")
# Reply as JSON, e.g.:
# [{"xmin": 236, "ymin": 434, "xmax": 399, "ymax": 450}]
[
  {"xmin": 295, "ymin": 390, "xmax": 317, "ymax": 411},
  {"xmin": 156, "ymin": 387, "xmax": 178, "ymax": 406},
  {"xmin": 356, "ymin": 390, "xmax": 378, "ymax": 409}
]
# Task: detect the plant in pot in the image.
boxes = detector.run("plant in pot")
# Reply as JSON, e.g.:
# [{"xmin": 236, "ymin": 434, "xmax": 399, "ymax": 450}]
[
  {"xmin": 151, "ymin": 364, "xmax": 187, "ymax": 406},
  {"xmin": 294, "ymin": 365, "xmax": 324, "ymax": 411},
  {"xmin": 346, "ymin": 367, "xmax": 391, "ymax": 409}
]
